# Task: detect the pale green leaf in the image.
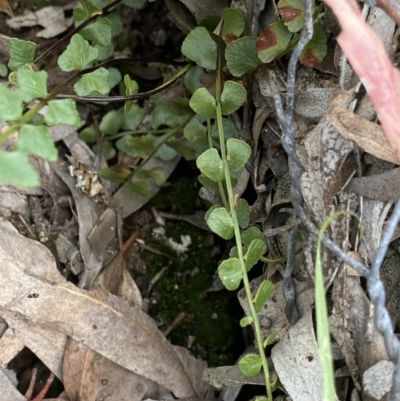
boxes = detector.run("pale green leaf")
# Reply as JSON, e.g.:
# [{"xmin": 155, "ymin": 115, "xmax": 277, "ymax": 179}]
[
  {"xmin": 181, "ymin": 27, "xmax": 217, "ymax": 70},
  {"xmin": 58, "ymin": 34, "xmax": 98, "ymax": 71},
  {"xmin": 222, "ymin": 8, "xmax": 245, "ymax": 42},
  {"xmin": 198, "ymin": 174, "xmax": 219, "ymax": 189},
  {"xmin": 74, "ymin": 67, "xmax": 110, "ymax": 96},
  {"xmin": 152, "ymin": 103, "xmax": 172, "ymax": 129},
  {"xmin": 73, "ymin": 0, "xmax": 101, "ymax": 22},
  {"xmin": 240, "ymin": 316, "xmax": 254, "ymax": 327},
  {"xmin": 121, "ymin": 104, "xmax": 145, "ymax": 130},
  {"xmin": 253, "ymin": 279, "xmax": 274, "ymax": 313},
  {"xmin": 0, "ymin": 85, "xmax": 23, "ymax": 121},
  {"xmin": 239, "ymin": 354, "xmax": 262, "ymax": 376},
  {"xmin": 226, "ymin": 138, "xmax": 251, "ymax": 171},
  {"xmin": 100, "ymin": 110, "xmax": 123, "ymax": 135},
  {"xmin": 0, "ymin": 63, "xmax": 7, "ymax": 77},
  {"xmin": 184, "ymin": 65, "xmax": 204, "ymax": 94},
  {"xmin": 183, "ymin": 118, "xmax": 207, "ymax": 145},
  {"xmin": 80, "ymin": 18, "xmax": 112, "ymax": 47},
  {"xmin": 196, "ymin": 148, "xmax": 224, "ymax": 182},
  {"xmin": 8, "ymin": 39, "xmax": 36, "ymax": 71},
  {"xmin": 96, "ymin": 43, "xmax": 114, "ymax": 61},
  {"xmin": 106, "ymin": 12, "xmax": 123, "ymax": 36},
  {"xmin": 0, "ymin": 151, "xmax": 39, "ymax": 187},
  {"xmin": 211, "ymin": 118, "xmax": 235, "ymax": 140},
  {"xmin": 218, "ymin": 257, "xmax": 243, "ymax": 290},
  {"xmin": 17, "ymin": 69, "xmax": 47, "ymax": 102},
  {"xmin": 124, "ymin": 74, "xmax": 138, "ymax": 95},
  {"xmin": 167, "ymin": 138, "xmax": 196, "ymax": 160},
  {"xmin": 78, "ymin": 126, "xmax": 96, "ymax": 143},
  {"xmin": 244, "ymin": 239, "xmax": 267, "ymax": 271},
  {"xmin": 46, "ymin": 99, "xmax": 81, "ymax": 127},
  {"xmin": 221, "ymin": 81, "xmax": 247, "ymax": 115},
  {"xmin": 207, "ymin": 207, "xmax": 234, "ymax": 239},
  {"xmin": 263, "ymin": 330, "xmax": 277, "ymax": 347},
  {"xmin": 225, "ymin": 36, "xmax": 262, "ymax": 77},
  {"xmin": 189, "ymin": 88, "xmax": 216, "ymax": 118},
  {"xmin": 108, "ymin": 67, "xmax": 122, "ymax": 89},
  {"xmin": 171, "ymin": 97, "xmax": 193, "ymax": 116},
  {"xmin": 242, "ymin": 227, "xmax": 265, "ymax": 246},
  {"xmin": 16, "ymin": 125, "xmax": 57, "ymax": 161}
]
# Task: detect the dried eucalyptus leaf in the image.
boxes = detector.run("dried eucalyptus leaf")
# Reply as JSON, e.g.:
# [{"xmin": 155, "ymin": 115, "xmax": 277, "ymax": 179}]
[
  {"xmin": 0, "ymin": 222, "xmax": 206, "ymax": 398},
  {"xmin": 271, "ymin": 311, "xmax": 323, "ymax": 401}
]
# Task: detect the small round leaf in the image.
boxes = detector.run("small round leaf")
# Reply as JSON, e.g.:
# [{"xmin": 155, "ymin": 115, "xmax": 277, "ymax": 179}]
[
  {"xmin": 240, "ymin": 316, "xmax": 254, "ymax": 327},
  {"xmin": 239, "ymin": 354, "xmax": 262, "ymax": 376},
  {"xmin": 221, "ymin": 81, "xmax": 247, "ymax": 115},
  {"xmin": 253, "ymin": 279, "xmax": 274, "ymax": 313},
  {"xmin": 277, "ymin": 0, "xmax": 304, "ymax": 33},
  {"xmin": 300, "ymin": 22, "xmax": 327, "ymax": 68},
  {"xmin": 225, "ymin": 37, "xmax": 262, "ymax": 77},
  {"xmin": 222, "ymin": 8, "xmax": 246, "ymax": 43},
  {"xmin": 181, "ymin": 27, "xmax": 217, "ymax": 70},
  {"xmin": 257, "ymin": 21, "xmax": 292, "ymax": 63},
  {"xmin": 17, "ymin": 125, "xmax": 57, "ymax": 161},
  {"xmin": 226, "ymin": 138, "xmax": 251, "ymax": 171},
  {"xmin": 207, "ymin": 207, "xmax": 234, "ymax": 239},
  {"xmin": 244, "ymin": 239, "xmax": 267, "ymax": 271},
  {"xmin": 0, "ymin": 151, "xmax": 39, "ymax": 187},
  {"xmin": 196, "ymin": 148, "xmax": 224, "ymax": 182},
  {"xmin": 218, "ymin": 257, "xmax": 243, "ymax": 290},
  {"xmin": 242, "ymin": 227, "xmax": 265, "ymax": 246},
  {"xmin": 58, "ymin": 34, "xmax": 98, "ymax": 72},
  {"xmin": 190, "ymin": 88, "xmax": 216, "ymax": 118}
]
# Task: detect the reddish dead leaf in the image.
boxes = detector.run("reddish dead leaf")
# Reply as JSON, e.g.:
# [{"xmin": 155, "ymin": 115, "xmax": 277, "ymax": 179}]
[
  {"xmin": 324, "ymin": 0, "xmax": 400, "ymax": 163},
  {"xmin": 278, "ymin": 6, "xmax": 301, "ymax": 22},
  {"xmin": 224, "ymin": 34, "xmax": 239, "ymax": 45},
  {"xmin": 0, "ymin": 0, "xmax": 13, "ymax": 17},
  {"xmin": 256, "ymin": 27, "xmax": 278, "ymax": 51},
  {"xmin": 300, "ymin": 48, "xmax": 321, "ymax": 68}
]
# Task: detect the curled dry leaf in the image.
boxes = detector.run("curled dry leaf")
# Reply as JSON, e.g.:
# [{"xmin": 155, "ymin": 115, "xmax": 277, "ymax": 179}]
[
  {"xmin": 0, "ymin": 222, "xmax": 206, "ymax": 398},
  {"xmin": 323, "ymin": 0, "xmax": 400, "ymax": 163},
  {"xmin": 329, "ymin": 91, "xmax": 399, "ymax": 165}
]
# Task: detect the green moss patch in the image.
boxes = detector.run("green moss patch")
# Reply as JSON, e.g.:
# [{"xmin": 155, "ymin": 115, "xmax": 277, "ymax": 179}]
[{"xmin": 145, "ymin": 222, "xmax": 242, "ymax": 366}]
